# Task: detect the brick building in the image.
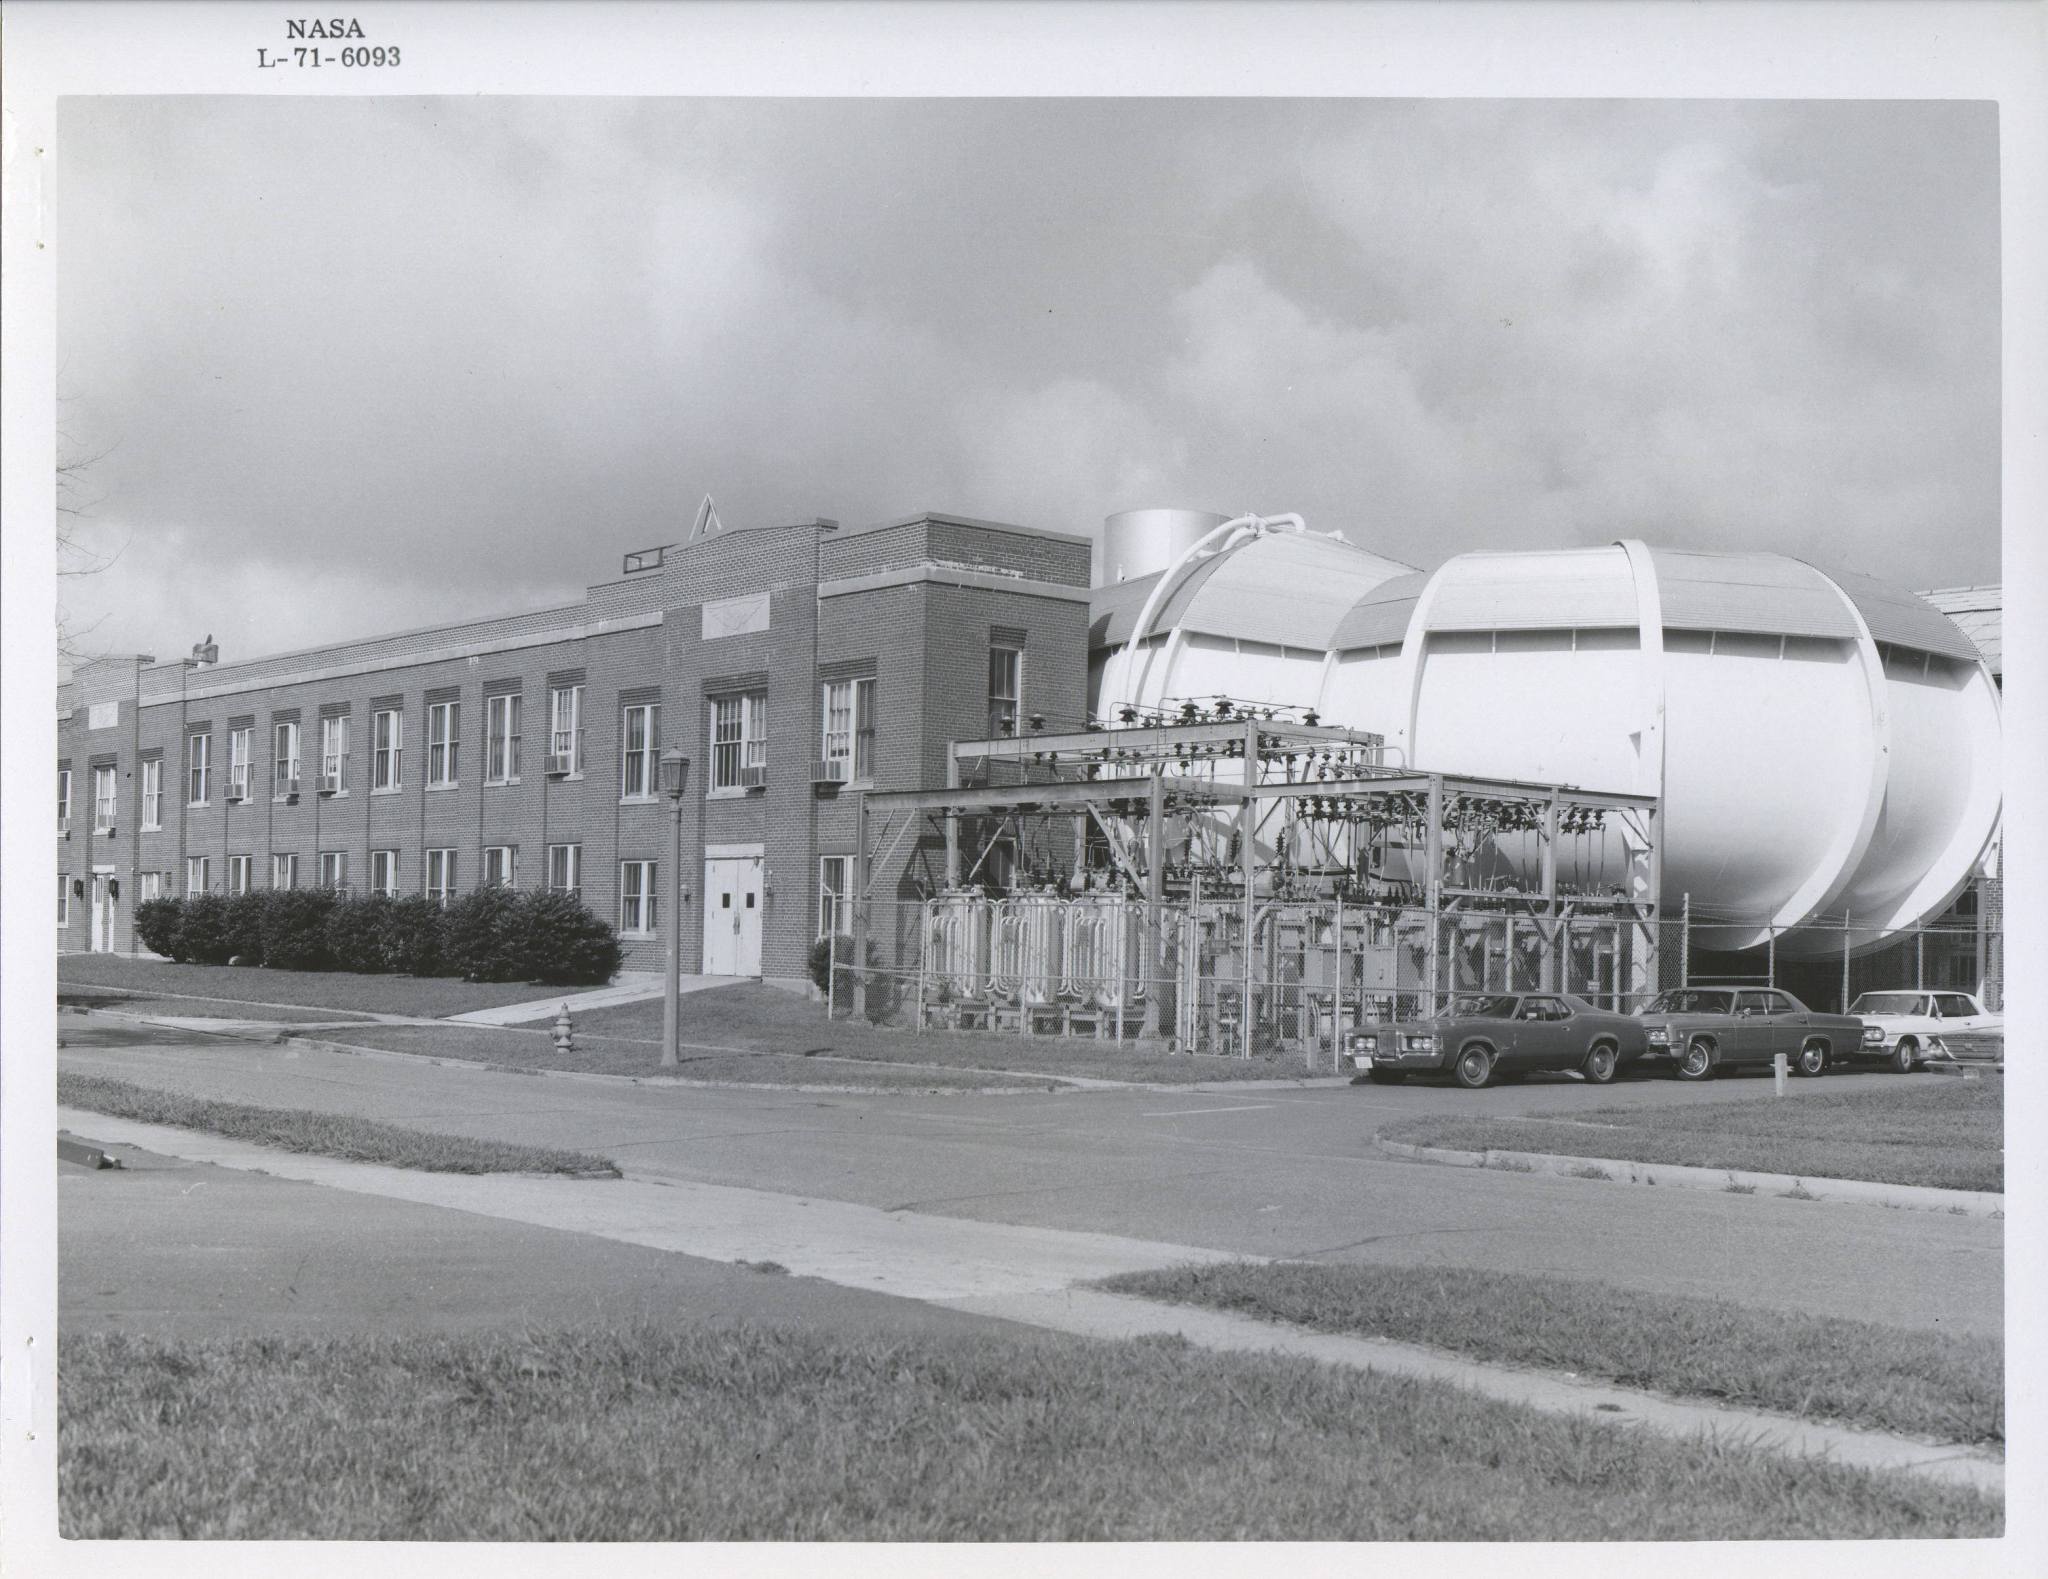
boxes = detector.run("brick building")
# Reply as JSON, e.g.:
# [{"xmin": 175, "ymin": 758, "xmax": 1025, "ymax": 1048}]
[{"xmin": 55, "ymin": 513, "xmax": 1092, "ymax": 988}]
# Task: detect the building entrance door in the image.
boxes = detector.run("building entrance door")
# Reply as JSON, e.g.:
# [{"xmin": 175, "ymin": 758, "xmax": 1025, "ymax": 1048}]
[
  {"xmin": 702, "ymin": 853, "xmax": 763, "ymax": 976},
  {"xmin": 90, "ymin": 872, "xmax": 115, "ymax": 953}
]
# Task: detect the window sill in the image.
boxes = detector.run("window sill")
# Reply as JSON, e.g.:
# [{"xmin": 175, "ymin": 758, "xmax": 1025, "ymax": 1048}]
[
  {"xmin": 187, "ymin": 802, "xmax": 211, "ymax": 810},
  {"xmin": 620, "ymin": 794, "xmax": 660, "ymax": 806},
  {"xmin": 426, "ymin": 782, "xmax": 460, "ymax": 793},
  {"xmin": 707, "ymin": 787, "xmax": 752, "ymax": 800},
  {"xmin": 371, "ymin": 786, "xmax": 403, "ymax": 797},
  {"xmin": 620, "ymin": 930, "xmax": 655, "ymax": 941},
  {"xmin": 486, "ymin": 777, "xmax": 523, "ymax": 788}
]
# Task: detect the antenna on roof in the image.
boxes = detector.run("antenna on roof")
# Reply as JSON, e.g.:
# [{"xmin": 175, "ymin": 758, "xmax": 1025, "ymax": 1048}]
[{"xmin": 688, "ymin": 494, "xmax": 725, "ymax": 543}]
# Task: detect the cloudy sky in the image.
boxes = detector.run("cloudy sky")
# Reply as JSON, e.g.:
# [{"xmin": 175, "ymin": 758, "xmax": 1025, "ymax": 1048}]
[{"xmin": 56, "ymin": 95, "xmax": 1999, "ymax": 669}]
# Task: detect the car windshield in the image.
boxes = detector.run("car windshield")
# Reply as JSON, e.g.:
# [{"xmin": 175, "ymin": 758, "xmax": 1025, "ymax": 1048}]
[
  {"xmin": 1434, "ymin": 995, "xmax": 1518, "ymax": 1020},
  {"xmin": 1850, "ymin": 993, "xmax": 1925, "ymax": 1016},
  {"xmin": 1642, "ymin": 989, "xmax": 1733, "ymax": 1015}
]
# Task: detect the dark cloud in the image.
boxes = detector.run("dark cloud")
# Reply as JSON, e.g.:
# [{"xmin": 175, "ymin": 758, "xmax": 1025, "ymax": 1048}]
[{"xmin": 57, "ymin": 97, "xmax": 1998, "ymax": 666}]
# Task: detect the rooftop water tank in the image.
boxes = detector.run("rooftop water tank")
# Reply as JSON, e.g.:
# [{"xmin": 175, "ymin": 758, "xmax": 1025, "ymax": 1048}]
[{"xmin": 1099, "ymin": 509, "xmax": 1232, "ymax": 585}]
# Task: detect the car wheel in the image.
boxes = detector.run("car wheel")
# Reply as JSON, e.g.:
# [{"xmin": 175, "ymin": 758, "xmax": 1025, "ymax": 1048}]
[
  {"xmin": 1794, "ymin": 1040, "xmax": 1829, "ymax": 1078},
  {"xmin": 1890, "ymin": 1036, "xmax": 1918, "ymax": 1075},
  {"xmin": 1675, "ymin": 1039, "xmax": 1715, "ymax": 1082},
  {"xmin": 1583, "ymin": 1042, "xmax": 1618, "ymax": 1085},
  {"xmin": 1453, "ymin": 1045, "xmax": 1494, "ymax": 1090},
  {"xmin": 1367, "ymin": 1068, "xmax": 1406, "ymax": 1086}
]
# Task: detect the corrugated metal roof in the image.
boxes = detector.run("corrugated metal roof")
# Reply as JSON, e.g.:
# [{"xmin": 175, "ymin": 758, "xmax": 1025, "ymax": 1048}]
[
  {"xmin": 1090, "ymin": 532, "xmax": 1411, "ymax": 648},
  {"xmin": 1919, "ymin": 585, "xmax": 2001, "ymax": 675},
  {"xmin": 1824, "ymin": 569, "xmax": 1985, "ymax": 665},
  {"xmin": 1330, "ymin": 571, "xmax": 1430, "ymax": 651},
  {"xmin": 1649, "ymin": 549, "xmax": 1863, "ymax": 640},
  {"xmin": 1423, "ymin": 546, "xmax": 1639, "ymax": 632}
]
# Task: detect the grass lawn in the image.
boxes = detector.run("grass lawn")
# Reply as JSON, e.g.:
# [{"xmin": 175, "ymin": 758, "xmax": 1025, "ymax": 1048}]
[
  {"xmin": 562, "ymin": 983, "xmax": 1326, "ymax": 1084},
  {"xmin": 1099, "ymin": 1261, "xmax": 2003, "ymax": 1447},
  {"xmin": 58, "ymin": 953, "xmax": 564, "ymax": 1019},
  {"xmin": 60, "ymin": 983, "xmax": 371, "ymax": 1025},
  {"xmin": 1381, "ymin": 1082, "xmax": 2003, "ymax": 1192},
  {"xmin": 58, "ymin": 1323, "xmax": 1997, "ymax": 1540},
  {"xmin": 58, "ymin": 1073, "xmax": 620, "ymax": 1177}
]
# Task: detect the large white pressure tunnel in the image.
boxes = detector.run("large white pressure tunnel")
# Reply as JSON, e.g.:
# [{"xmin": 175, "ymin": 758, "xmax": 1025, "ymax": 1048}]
[{"xmin": 1089, "ymin": 518, "xmax": 2001, "ymax": 955}]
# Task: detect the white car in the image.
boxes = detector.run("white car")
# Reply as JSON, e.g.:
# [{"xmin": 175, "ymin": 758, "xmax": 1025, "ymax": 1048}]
[{"xmin": 1846, "ymin": 989, "xmax": 2003, "ymax": 1071}]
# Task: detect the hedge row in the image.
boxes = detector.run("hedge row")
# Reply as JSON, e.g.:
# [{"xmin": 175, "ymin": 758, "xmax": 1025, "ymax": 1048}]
[{"xmin": 132, "ymin": 889, "xmax": 623, "ymax": 986}]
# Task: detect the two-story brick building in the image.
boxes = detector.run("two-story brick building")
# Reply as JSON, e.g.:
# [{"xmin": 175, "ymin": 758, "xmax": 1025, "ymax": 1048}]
[{"xmin": 56, "ymin": 512, "xmax": 1093, "ymax": 988}]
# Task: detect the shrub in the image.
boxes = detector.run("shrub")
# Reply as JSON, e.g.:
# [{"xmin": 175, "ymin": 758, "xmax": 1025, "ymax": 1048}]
[
  {"xmin": 326, "ymin": 894, "xmax": 393, "ymax": 975},
  {"xmin": 224, "ymin": 892, "xmax": 269, "ymax": 966},
  {"xmin": 260, "ymin": 889, "xmax": 339, "ymax": 971},
  {"xmin": 133, "ymin": 897, "xmax": 185, "ymax": 960},
  {"xmin": 807, "ymin": 933, "xmax": 892, "ymax": 1021},
  {"xmin": 516, "ymin": 890, "xmax": 623, "ymax": 986},
  {"xmin": 177, "ymin": 892, "xmax": 238, "ymax": 966},
  {"xmin": 384, "ymin": 895, "xmax": 452, "ymax": 977},
  {"xmin": 444, "ymin": 887, "xmax": 528, "ymax": 982}
]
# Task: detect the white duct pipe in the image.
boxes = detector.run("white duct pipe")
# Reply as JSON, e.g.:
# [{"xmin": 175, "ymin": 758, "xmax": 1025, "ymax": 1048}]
[{"xmin": 1112, "ymin": 512, "xmax": 1309, "ymax": 711}]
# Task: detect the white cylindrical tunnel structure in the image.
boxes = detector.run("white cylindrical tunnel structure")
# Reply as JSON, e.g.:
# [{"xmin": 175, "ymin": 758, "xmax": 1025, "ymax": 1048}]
[
  {"xmin": 1099, "ymin": 508, "xmax": 1234, "ymax": 585},
  {"xmin": 1089, "ymin": 524, "xmax": 2000, "ymax": 955}
]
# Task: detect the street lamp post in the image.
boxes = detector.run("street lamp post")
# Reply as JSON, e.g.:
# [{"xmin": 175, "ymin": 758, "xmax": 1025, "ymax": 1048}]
[{"xmin": 659, "ymin": 748, "xmax": 691, "ymax": 1069}]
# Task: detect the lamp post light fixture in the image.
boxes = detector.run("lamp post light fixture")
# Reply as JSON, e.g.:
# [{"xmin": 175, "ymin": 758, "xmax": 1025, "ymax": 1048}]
[{"xmin": 659, "ymin": 748, "xmax": 691, "ymax": 1069}]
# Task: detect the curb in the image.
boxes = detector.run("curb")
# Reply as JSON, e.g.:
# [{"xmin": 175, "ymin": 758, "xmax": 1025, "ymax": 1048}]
[
  {"xmin": 1375, "ymin": 1137, "xmax": 2003, "ymax": 1217},
  {"xmin": 58, "ymin": 1134, "xmax": 121, "ymax": 1170}
]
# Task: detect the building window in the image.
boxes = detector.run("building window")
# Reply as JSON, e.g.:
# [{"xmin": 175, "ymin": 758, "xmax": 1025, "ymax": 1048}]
[
  {"xmin": 619, "ymin": 859, "xmax": 657, "ymax": 936},
  {"xmin": 620, "ymin": 703, "xmax": 660, "ymax": 799},
  {"xmin": 92, "ymin": 765, "xmax": 118, "ymax": 833},
  {"xmin": 819, "ymin": 855, "xmax": 850, "ymax": 940},
  {"xmin": 486, "ymin": 693, "xmax": 522, "ymax": 784},
  {"xmin": 58, "ymin": 767, "xmax": 73, "ymax": 831},
  {"xmin": 227, "ymin": 854, "xmax": 253, "ymax": 895},
  {"xmin": 187, "ymin": 732, "xmax": 212, "ymax": 805},
  {"xmin": 372, "ymin": 708, "xmax": 403, "ymax": 791},
  {"xmin": 988, "ymin": 646, "xmax": 1023, "ymax": 737},
  {"xmin": 370, "ymin": 849, "xmax": 400, "ymax": 898},
  {"xmin": 482, "ymin": 845, "xmax": 518, "ymax": 888},
  {"xmin": 274, "ymin": 721, "xmax": 302, "ymax": 798},
  {"xmin": 549, "ymin": 685, "xmax": 583, "ymax": 775},
  {"xmin": 428, "ymin": 701, "xmax": 461, "ymax": 787},
  {"xmin": 821, "ymin": 678, "xmax": 875, "ymax": 783},
  {"xmin": 58, "ymin": 875, "xmax": 70, "ymax": 927},
  {"xmin": 319, "ymin": 715, "xmax": 350, "ymax": 795},
  {"xmin": 186, "ymin": 855, "xmax": 212, "ymax": 895},
  {"xmin": 426, "ymin": 848, "xmax": 458, "ymax": 906},
  {"xmin": 227, "ymin": 726, "xmax": 253, "ymax": 802},
  {"xmin": 318, "ymin": 850, "xmax": 349, "ymax": 890},
  {"xmin": 138, "ymin": 871, "xmax": 164, "ymax": 903},
  {"xmin": 141, "ymin": 758, "xmax": 162, "ymax": 830},
  {"xmin": 546, "ymin": 843, "xmax": 581, "ymax": 896},
  {"xmin": 272, "ymin": 852, "xmax": 299, "ymax": 891},
  {"xmin": 710, "ymin": 692, "xmax": 767, "ymax": 791}
]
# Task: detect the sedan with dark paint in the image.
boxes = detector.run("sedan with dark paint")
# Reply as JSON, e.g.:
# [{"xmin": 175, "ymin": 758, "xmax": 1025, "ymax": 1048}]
[
  {"xmin": 1634, "ymin": 987, "xmax": 1870, "ymax": 1081},
  {"xmin": 1347, "ymin": 991, "xmax": 1647, "ymax": 1089}
]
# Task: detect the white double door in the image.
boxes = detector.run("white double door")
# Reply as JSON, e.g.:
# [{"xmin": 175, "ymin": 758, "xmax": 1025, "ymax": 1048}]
[
  {"xmin": 701, "ymin": 850, "xmax": 763, "ymax": 977},
  {"xmin": 91, "ymin": 869, "xmax": 116, "ymax": 952}
]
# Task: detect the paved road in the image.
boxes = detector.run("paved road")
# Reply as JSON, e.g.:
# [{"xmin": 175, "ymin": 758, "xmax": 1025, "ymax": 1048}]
[{"xmin": 59, "ymin": 1030, "xmax": 2002, "ymax": 1338}]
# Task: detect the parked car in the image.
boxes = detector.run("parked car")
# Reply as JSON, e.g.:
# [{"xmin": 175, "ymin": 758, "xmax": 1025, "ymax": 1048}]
[
  {"xmin": 1346, "ymin": 991, "xmax": 1646, "ymax": 1089},
  {"xmin": 1634, "ymin": 986, "xmax": 1869, "ymax": 1081},
  {"xmin": 1845, "ymin": 989, "xmax": 2003, "ymax": 1071}
]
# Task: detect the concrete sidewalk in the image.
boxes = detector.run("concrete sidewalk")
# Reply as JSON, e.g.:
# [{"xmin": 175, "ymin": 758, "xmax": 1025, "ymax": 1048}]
[
  {"xmin": 55, "ymin": 1105, "xmax": 2006, "ymax": 1496},
  {"xmin": 441, "ymin": 970, "xmax": 683, "ymax": 1025}
]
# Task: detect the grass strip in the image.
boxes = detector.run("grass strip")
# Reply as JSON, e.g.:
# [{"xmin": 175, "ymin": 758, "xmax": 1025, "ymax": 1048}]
[
  {"xmin": 1097, "ymin": 1261, "xmax": 2002, "ymax": 1446},
  {"xmin": 58, "ymin": 954, "xmax": 559, "ymax": 1018},
  {"xmin": 60, "ymin": 986, "xmax": 370, "ymax": 1025},
  {"xmin": 59, "ymin": 1323, "xmax": 1997, "ymax": 1540},
  {"xmin": 1382, "ymin": 1082, "xmax": 2003, "ymax": 1192},
  {"xmin": 58, "ymin": 1073, "xmax": 619, "ymax": 1178}
]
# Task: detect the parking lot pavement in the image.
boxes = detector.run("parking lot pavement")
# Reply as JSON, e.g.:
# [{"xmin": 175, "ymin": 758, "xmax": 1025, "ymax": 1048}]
[
  {"xmin": 59, "ymin": 1028, "xmax": 2003, "ymax": 1340},
  {"xmin": 60, "ymin": 1143, "xmax": 1039, "ymax": 1344}
]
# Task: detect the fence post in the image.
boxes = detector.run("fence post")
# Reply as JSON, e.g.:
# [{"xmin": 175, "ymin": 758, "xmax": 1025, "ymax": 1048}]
[
  {"xmin": 1840, "ymin": 911, "xmax": 1851, "ymax": 1013},
  {"xmin": 1915, "ymin": 929, "xmax": 1925, "ymax": 991},
  {"xmin": 1766, "ymin": 923, "xmax": 1776, "ymax": 989},
  {"xmin": 1144, "ymin": 767, "xmax": 1164, "ymax": 1039},
  {"xmin": 1679, "ymin": 893, "xmax": 1690, "ymax": 988}
]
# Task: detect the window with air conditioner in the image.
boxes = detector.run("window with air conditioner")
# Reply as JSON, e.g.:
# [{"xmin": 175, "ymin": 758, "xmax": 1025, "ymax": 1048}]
[
  {"xmin": 274, "ymin": 721, "xmax": 301, "ymax": 799},
  {"xmin": 92, "ymin": 765, "xmax": 118, "ymax": 833},
  {"xmin": 711, "ymin": 692, "xmax": 767, "ymax": 791},
  {"xmin": 227, "ymin": 726, "xmax": 253, "ymax": 802},
  {"xmin": 548, "ymin": 685, "xmax": 583, "ymax": 776},
  {"xmin": 486, "ymin": 693, "xmax": 522, "ymax": 784},
  {"xmin": 372, "ymin": 708, "xmax": 403, "ymax": 791},
  {"xmin": 819, "ymin": 677, "xmax": 874, "ymax": 784}
]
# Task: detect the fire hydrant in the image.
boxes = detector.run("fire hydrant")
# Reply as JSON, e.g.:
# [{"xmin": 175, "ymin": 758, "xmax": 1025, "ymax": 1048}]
[{"xmin": 553, "ymin": 1004, "xmax": 574, "ymax": 1055}]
